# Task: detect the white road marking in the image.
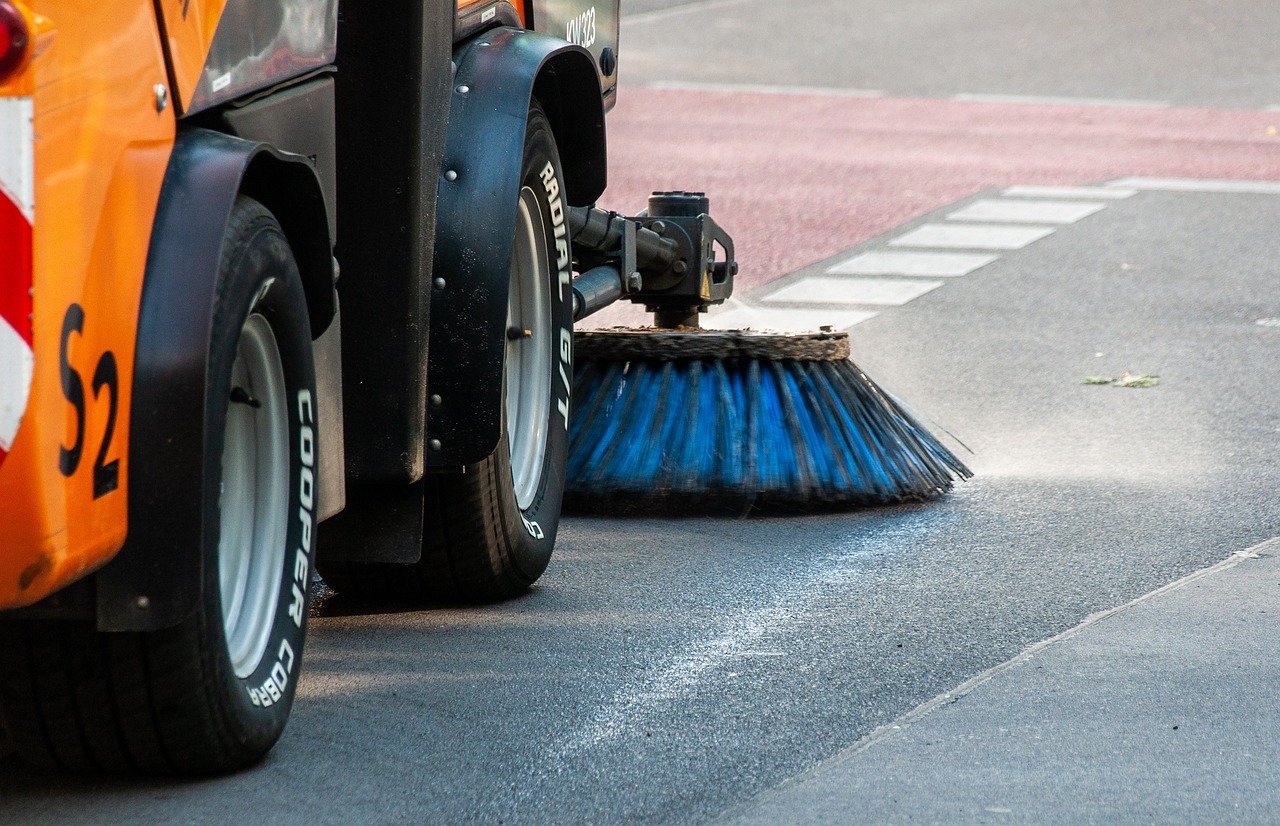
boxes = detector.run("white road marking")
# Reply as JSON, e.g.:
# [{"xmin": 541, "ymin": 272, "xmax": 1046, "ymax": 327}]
[
  {"xmin": 704, "ymin": 299, "xmax": 877, "ymax": 332},
  {"xmin": 541, "ymin": 521, "xmax": 945, "ymax": 765},
  {"xmin": 1003, "ymin": 185, "xmax": 1137, "ymax": 200},
  {"xmin": 827, "ymin": 250, "xmax": 998, "ymax": 278},
  {"xmin": 642, "ymin": 81, "xmax": 886, "ymax": 98},
  {"xmin": 952, "ymin": 92, "xmax": 1170, "ymax": 109},
  {"xmin": 709, "ymin": 177, "xmax": 1279, "ymax": 337},
  {"xmin": 947, "ymin": 199, "xmax": 1107, "ymax": 225},
  {"xmin": 735, "ymin": 538, "xmax": 1279, "ymax": 815},
  {"xmin": 625, "ymin": 0, "xmax": 754, "ymax": 24},
  {"xmin": 1107, "ymin": 177, "xmax": 1280, "ymax": 195},
  {"xmin": 764, "ymin": 276, "xmax": 944, "ymax": 307},
  {"xmin": 891, "ymin": 223, "xmax": 1056, "ymax": 250}
]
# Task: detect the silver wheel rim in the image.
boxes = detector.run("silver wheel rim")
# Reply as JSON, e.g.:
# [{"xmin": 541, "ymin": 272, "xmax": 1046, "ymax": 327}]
[
  {"xmin": 506, "ymin": 186, "xmax": 554, "ymax": 511},
  {"xmin": 219, "ymin": 311, "xmax": 290, "ymax": 680}
]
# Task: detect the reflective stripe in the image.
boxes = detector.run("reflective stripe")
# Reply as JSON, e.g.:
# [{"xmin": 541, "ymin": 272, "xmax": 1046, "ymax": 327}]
[
  {"xmin": 0, "ymin": 98, "xmax": 33, "ymax": 223},
  {"xmin": 0, "ymin": 96, "xmax": 33, "ymax": 464},
  {"xmin": 0, "ymin": 316, "xmax": 33, "ymax": 454}
]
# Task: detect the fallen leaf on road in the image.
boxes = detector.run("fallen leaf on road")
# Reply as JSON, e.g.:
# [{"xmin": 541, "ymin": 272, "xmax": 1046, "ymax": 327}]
[
  {"xmin": 1115, "ymin": 372, "xmax": 1159, "ymax": 388},
  {"xmin": 1082, "ymin": 373, "xmax": 1160, "ymax": 388}
]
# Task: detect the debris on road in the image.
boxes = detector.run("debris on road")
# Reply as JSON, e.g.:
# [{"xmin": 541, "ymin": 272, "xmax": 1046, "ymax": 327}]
[{"xmin": 1082, "ymin": 373, "xmax": 1160, "ymax": 388}]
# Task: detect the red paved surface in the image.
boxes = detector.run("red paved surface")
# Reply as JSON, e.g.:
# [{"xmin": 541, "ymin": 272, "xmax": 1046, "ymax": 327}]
[{"xmin": 602, "ymin": 89, "xmax": 1280, "ymax": 291}]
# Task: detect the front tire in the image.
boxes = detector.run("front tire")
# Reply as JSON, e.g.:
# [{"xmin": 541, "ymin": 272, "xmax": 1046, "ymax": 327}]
[
  {"xmin": 319, "ymin": 103, "xmax": 572, "ymax": 603},
  {"xmin": 0, "ymin": 197, "xmax": 317, "ymax": 774}
]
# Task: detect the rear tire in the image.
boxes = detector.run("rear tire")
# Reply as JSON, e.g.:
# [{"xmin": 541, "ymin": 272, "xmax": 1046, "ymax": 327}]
[
  {"xmin": 0, "ymin": 197, "xmax": 317, "ymax": 774},
  {"xmin": 319, "ymin": 103, "xmax": 572, "ymax": 603}
]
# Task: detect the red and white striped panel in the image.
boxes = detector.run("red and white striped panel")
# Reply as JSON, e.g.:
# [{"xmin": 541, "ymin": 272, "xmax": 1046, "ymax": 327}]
[{"xmin": 0, "ymin": 96, "xmax": 34, "ymax": 467}]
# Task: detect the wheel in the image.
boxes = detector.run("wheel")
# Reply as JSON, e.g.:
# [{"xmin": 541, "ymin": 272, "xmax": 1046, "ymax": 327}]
[
  {"xmin": 319, "ymin": 102, "xmax": 572, "ymax": 603},
  {"xmin": 0, "ymin": 197, "xmax": 317, "ymax": 774}
]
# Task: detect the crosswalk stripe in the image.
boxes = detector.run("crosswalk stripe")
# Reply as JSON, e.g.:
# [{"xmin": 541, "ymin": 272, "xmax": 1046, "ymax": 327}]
[
  {"xmin": 764, "ymin": 276, "xmax": 944, "ymax": 307},
  {"xmin": 947, "ymin": 199, "xmax": 1106, "ymax": 224},
  {"xmin": 1003, "ymin": 185, "xmax": 1136, "ymax": 200},
  {"xmin": 826, "ymin": 250, "xmax": 998, "ymax": 278},
  {"xmin": 704, "ymin": 300, "xmax": 877, "ymax": 332},
  {"xmin": 891, "ymin": 223, "xmax": 1056, "ymax": 250}
]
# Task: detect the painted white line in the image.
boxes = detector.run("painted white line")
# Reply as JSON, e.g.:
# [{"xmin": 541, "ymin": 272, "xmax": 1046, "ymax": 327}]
[
  {"xmin": 891, "ymin": 223, "xmax": 1056, "ymax": 251},
  {"xmin": 542, "ymin": 520, "xmax": 958, "ymax": 768},
  {"xmin": 625, "ymin": 0, "xmax": 753, "ymax": 24},
  {"xmin": 947, "ymin": 199, "xmax": 1107, "ymax": 225},
  {"xmin": 1256, "ymin": 318, "xmax": 1280, "ymax": 328},
  {"xmin": 642, "ymin": 81, "xmax": 886, "ymax": 98},
  {"xmin": 1003, "ymin": 185, "xmax": 1137, "ymax": 200},
  {"xmin": 827, "ymin": 250, "xmax": 998, "ymax": 278},
  {"xmin": 1107, "ymin": 177, "xmax": 1280, "ymax": 195},
  {"xmin": 1263, "ymin": 105, "xmax": 1280, "ymax": 112},
  {"xmin": 952, "ymin": 92, "xmax": 1170, "ymax": 109},
  {"xmin": 725, "ymin": 537, "xmax": 1280, "ymax": 823},
  {"xmin": 764, "ymin": 276, "xmax": 944, "ymax": 307},
  {"xmin": 704, "ymin": 300, "xmax": 877, "ymax": 332}
]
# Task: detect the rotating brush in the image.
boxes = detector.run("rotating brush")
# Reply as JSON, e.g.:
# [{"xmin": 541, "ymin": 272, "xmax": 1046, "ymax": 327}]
[
  {"xmin": 564, "ymin": 192, "xmax": 970, "ymax": 511},
  {"xmin": 567, "ymin": 328, "xmax": 970, "ymax": 510}
]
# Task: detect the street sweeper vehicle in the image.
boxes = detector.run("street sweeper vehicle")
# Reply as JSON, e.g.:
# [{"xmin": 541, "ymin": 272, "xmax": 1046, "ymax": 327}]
[{"xmin": 0, "ymin": 0, "xmax": 968, "ymax": 775}]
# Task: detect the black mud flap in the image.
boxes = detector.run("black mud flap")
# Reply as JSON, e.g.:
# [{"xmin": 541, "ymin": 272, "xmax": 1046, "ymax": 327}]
[{"xmin": 426, "ymin": 27, "xmax": 604, "ymax": 469}]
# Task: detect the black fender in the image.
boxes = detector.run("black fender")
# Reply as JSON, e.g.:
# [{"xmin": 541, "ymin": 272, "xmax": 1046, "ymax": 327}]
[
  {"xmin": 96, "ymin": 128, "xmax": 333, "ymax": 632},
  {"xmin": 427, "ymin": 27, "xmax": 605, "ymax": 467}
]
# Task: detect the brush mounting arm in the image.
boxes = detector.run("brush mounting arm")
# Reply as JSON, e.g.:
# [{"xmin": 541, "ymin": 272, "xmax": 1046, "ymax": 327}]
[
  {"xmin": 568, "ymin": 207, "xmax": 641, "ymax": 321},
  {"xmin": 569, "ymin": 192, "xmax": 738, "ymax": 328},
  {"xmin": 569, "ymin": 205, "xmax": 678, "ymax": 271}
]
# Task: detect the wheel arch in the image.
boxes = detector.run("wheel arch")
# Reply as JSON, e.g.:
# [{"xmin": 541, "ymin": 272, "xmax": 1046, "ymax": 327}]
[
  {"xmin": 240, "ymin": 153, "xmax": 336, "ymax": 338},
  {"xmin": 428, "ymin": 28, "xmax": 603, "ymax": 468},
  {"xmin": 96, "ymin": 128, "xmax": 333, "ymax": 632}
]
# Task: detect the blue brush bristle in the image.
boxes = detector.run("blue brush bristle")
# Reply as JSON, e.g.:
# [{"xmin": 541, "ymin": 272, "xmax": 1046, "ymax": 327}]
[{"xmin": 567, "ymin": 355, "xmax": 971, "ymax": 508}]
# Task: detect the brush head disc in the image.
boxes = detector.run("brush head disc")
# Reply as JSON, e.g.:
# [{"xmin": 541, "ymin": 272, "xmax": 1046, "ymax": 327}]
[
  {"xmin": 574, "ymin": 328, "xmax": 851, "ymax": 362},
  {"xmin": 566, "ymin": 327, "xmax": 971, "ymax": 513}
]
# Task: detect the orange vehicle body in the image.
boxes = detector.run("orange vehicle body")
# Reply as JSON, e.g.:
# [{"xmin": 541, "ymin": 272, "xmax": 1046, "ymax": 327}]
[
  {"xmin": 0, "ymin": 0, "xmax": 176, "ymax": 609},
  {"xmin": 458, "ymin": 0, "xmax": 526, "ymax": 24},
  {"xmin": 0, "ymin": 0, "xmax": 598, "ymax": 612},
  {"xmin": 155, "ymin": 0, "xmax": 229, "ymax": 111}
]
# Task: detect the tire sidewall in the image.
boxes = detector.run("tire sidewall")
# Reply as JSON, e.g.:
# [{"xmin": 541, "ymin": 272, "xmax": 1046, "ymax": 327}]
[
  {"xmin": 499, "ymin": 106, "xmax": 574, "ymax": 579},
  {"xmin": 203, "ymin": 200, "xmax": 317, "ymax": 750}
]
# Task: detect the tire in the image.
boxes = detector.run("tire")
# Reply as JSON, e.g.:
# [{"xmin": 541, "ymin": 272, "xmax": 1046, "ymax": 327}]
[
  {"xmin": 319, "ymin": 103, "xmax": 573, "ymax": 603},
  {"xmin": 0, "ymin": 197, "xmax": 317, "ymax": 774}
]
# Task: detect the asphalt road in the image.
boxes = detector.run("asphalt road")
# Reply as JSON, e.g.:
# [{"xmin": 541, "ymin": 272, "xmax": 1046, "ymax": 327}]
[
  {"xmin": 622, "ymin": 0, "xmax": 1280, "ymax": 108},
  {"xmin": 3, "ymin": 2, "xmax": 1279, "ymax": 823},
  {"xmin": 6, "ymin": 185, "xmax": 1279, "ymax": 826},
  {"xmin": 733, "ymin": 544, "xmax": 1280, "ymax": 823}
]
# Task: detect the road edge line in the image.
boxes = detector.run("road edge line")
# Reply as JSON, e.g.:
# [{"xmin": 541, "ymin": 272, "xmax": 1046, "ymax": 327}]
[{"xmin": 714, "ymin": 535, "xmax": 1280, "ymax": 824}]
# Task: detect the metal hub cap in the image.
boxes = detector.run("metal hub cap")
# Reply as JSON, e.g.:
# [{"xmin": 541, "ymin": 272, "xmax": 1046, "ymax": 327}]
[
  {"xmin": 506, "ymin": 186, "xmax": 554, "ymax": 511},
  {"xmin": 219, "ymin": 311, "xmax": 290, "ymax": 680}
]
